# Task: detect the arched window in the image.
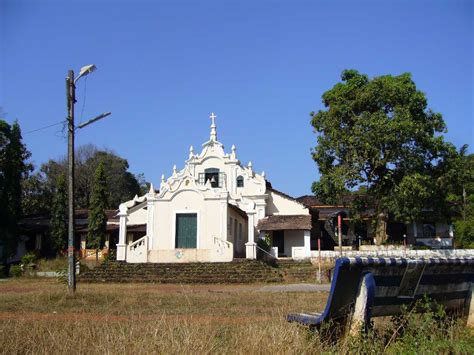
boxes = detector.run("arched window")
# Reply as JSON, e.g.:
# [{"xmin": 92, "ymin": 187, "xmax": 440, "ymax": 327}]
[{"xmin": 236, "ymin": 176, "xmax": 244, "ymax": 188}]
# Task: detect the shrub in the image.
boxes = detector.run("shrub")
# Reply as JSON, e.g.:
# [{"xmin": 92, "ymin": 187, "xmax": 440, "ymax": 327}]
[
  {"xmin": 257, "ymin": 233, "xmax": 272, "ymax": 252},
  {"xmin": 10, "ymin": 264, "xmax": 23, "ymax": 277},
  {"xmin": 21, "ymin": 252, "xmax": 37, "ymax": 265}
]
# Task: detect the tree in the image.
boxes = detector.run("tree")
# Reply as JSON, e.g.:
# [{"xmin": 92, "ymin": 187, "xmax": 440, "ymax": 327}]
[
  {"xmin": 22, "ymin": 172, "xmax": 50, "ymax": 216},
  {"xmin": 50, "ymin": 173, "xmax": 68, "ymax": 253},
  {"xmin": 87, "ymin": 162, "xmax": 108, "ymax": 260},
  {"xmin": 26, "ymin": 144, "xmax": 143, "ymax": 214},
  {"xmin": 311, "ymin": 70, "xmax": 456, "ymax": 245},
  {"xmin": 0, "ymin": 120, "xmax": 31, "ymax": 261}
]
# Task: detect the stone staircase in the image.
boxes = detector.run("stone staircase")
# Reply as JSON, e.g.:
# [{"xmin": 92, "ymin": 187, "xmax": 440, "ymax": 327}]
[
  {"xmin": 78, "ymin": 259, "xmax": 285, "ymax": 284},
  {"xmin": 78, "ymin": 258, "xmax": 325, "ymax": 284},
  {"xmin": 276, "ymin": 259, "xmax": 321, "ymax": 283}
]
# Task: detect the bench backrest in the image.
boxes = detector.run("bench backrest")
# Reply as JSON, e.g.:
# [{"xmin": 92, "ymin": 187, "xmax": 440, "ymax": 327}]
[{"xmin": 322, "ymin": 257, "xmax": 474, "ymax": 321}]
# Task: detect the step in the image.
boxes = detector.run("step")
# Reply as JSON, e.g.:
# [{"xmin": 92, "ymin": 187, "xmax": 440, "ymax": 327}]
[{"xmin": 78, "ymin": 259, "xmax": 285, "ymax": 284}]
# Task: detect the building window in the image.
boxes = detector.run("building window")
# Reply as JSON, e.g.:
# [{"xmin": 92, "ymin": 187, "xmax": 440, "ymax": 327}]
[
  {"xmin": 205, "ymin": 168, "xmax": 219, "ymax": 187},
  {"xmin": 229, "ymin": 217, "xmax": 233, "ymax": 235},
  {"xmin": 236, "ymin": 176, "xmax": 244, "ymax": 187},
  {"xmin": 422, "ymin": 223, "xmax": 436, "ymax": 238},
  {"xmin": 239, "ymin": 223, "xmax": 242, "ymax": 240}
]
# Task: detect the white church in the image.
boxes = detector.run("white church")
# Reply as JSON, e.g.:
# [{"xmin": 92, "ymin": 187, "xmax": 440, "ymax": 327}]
[{"xmin": 116, "ymin": 113, "xmax": 312, "ymax": 263}]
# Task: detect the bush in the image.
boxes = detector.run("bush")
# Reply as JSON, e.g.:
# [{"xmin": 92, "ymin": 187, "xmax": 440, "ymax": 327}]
[
  {"xmin": 21, "ymin": 252, "xmax": 37, "ymax": 265},
  {"xmin": 257, "ymin": 233, "xmax": 272, "ymax": 252},
  {"xmin": 10, "ymin": 264, "xmax": 23, "ymax": 277}
]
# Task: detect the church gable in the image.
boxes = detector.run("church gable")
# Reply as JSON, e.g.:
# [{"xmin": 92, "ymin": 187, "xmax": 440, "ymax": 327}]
[{"xmin": 158, "ymin": 113, "xmax": 266, "ymax": 200}]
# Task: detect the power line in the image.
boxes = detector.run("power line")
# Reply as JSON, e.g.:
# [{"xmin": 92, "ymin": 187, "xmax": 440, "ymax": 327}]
[{"xmin": 24, "ymin": 120, "xmax": 66, "ymax": 134}]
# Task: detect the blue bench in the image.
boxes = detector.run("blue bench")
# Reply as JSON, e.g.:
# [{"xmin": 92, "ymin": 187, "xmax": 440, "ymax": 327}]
[{"xmin": 287, "ymin": 257, "xmax": 474, "ymax": 333}]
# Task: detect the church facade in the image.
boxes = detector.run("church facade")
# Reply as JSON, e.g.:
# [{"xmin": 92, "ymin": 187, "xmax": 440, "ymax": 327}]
[{"xmin": 116, "ymin": 113, "xmax": 311, "ymax": 263}]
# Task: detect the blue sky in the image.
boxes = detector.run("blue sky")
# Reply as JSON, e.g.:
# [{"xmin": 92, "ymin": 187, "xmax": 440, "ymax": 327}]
[{"xmin": 1, "ymin": 0, "xmax": 472, "ymax": 197}]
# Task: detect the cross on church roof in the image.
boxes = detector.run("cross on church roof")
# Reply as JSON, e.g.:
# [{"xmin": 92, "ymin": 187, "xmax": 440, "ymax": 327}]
[
  {"xmin": 210, "ymin": 112, "xmax": 217, "ymax": 126},
  {"xmin": 209, "ymin": 112, "xmax": 217, "ymax": 141}
]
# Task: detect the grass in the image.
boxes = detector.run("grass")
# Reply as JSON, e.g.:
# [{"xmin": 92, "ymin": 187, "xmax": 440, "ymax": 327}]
[
  {"xmin": 0, "ymin": 279, "xmax": 472, "ymax": 354},
  {"xmin": 36, "ymin": 257, "xmax": 68, "ymax": 272}
]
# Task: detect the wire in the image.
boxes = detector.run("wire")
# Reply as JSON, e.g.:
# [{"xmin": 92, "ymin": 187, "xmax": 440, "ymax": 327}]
[{"xmin": 24, "ymin": 120, "xmax": 66, "ymax": 134}]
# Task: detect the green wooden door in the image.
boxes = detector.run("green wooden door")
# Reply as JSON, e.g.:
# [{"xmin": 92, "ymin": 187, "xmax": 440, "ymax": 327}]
[{"xmin": 175, "ymin": 213, "xmax": 197, "ymax": 248}]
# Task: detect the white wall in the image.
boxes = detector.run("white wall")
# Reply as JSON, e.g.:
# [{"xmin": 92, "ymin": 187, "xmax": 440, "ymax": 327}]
[
  {"xmin": 283, "ymin": 230, "xmax": 305, "ymax": 257},
  {"xmin": 310, "ymin": 249, "xmax": 474, "ymax": 261},
  {"xmin": 153, "ymin": 189, "xmax": 223, "ymax": 251},
  {"xmin": 266, "ymin": 191, "xmax": 309, "ymax": 216},
  {"xmin": 127, "ymin": 205, "xmax": 147, "ymax": 225}
]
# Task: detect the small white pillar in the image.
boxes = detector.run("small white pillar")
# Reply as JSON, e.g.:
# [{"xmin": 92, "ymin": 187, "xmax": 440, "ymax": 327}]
[
  {"xmin": 245, "ymin": 212, "xmax": 256, "ymax": 259},
  {"xmin": 146, "ymin": 184, "xmax": 157, "ymax": 250},
  {"xmin": 413, "ymin": 221, "xmax": 418, "ymax": 239},
  {"xmin": 117, "ymin": 210, "xmax": 127, "ymax": 261},
  {"xmin": 304, "ymin": 230, "xmax": 311, "ymax": 258}
]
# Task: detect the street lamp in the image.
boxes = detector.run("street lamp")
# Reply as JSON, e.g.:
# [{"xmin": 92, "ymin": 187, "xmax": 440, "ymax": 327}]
[
  {"xmin": 75, "ymin": 64, "xmax": 96, "ymax": 84},
  {"xmin": 66, "ymin": 65, "xmax": 110, "ymax": 294}
]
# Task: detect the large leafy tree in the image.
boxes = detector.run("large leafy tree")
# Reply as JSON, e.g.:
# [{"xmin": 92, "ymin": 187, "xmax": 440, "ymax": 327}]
[
  {"xmin": 311, "ymin": 70, "xmax": 456, "ymax": 245},
  {"xmin": 87, "ymin": 162, "xmax": 108, "ymax": 251},
  {"xmin": 50, "ymin": 173, "xmax": 68, "ymax": 253},
  {"xmin": 22, "ymin": 144, "xmax": 145, "ymax": 215},
  {"xmin": 0, "ymin": 120, "xmax": 31, "ymax": 260}
]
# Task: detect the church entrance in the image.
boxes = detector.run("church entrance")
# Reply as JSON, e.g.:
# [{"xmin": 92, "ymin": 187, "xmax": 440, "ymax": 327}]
[{"xmin": 175, "ymin": 213, "xmax": 197, "ymax": 248}]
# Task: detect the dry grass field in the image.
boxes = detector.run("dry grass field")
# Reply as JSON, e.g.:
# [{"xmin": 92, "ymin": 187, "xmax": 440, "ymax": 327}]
[{"xmin": 0, "ymin": 278, "xmax": 472, "ymax": 354}]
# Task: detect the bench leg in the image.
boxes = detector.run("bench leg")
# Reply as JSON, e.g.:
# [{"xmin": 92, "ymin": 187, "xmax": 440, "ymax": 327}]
[
  {"xmin": 349, "ymin": 272, "xmax": 375, "ymax": 336},
  {"xmin": 466, "ymin": 283, "xmax": 473, "ymax": 327}
]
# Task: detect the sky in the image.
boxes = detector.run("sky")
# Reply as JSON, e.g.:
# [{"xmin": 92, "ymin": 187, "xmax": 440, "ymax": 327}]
[{"xmin": 1, "ymin": 0, "xmax": 472, "ymax": 198}]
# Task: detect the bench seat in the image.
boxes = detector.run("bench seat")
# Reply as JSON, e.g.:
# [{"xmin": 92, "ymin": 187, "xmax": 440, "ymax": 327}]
[{"xmin": 287, "ymin": 256, "xmax": 474, "ymax": 333}]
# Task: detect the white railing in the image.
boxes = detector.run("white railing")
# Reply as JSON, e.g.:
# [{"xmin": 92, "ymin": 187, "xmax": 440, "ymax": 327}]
[
  {"xmin": 214, "ymin": 237, "xmax": 232, "ymax": 252},
  {"xmin": 213, "ymin": 237, "xmax": 233, "ymax": 261},
  {"xmin": 127, "ymin": 236, "xmax": 148, "ymax": 263}
]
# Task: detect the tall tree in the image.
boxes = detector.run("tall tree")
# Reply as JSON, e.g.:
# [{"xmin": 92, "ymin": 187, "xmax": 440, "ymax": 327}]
[
  {"xmin": 0, "ymin": 120, "xmax": 31, "ymax": 260},
  {"xmin": 25, "ymin": 144, "xmax": 143, "ymax": 214},
  {"xmin": 87, "ymin": 161, "xmax": 108, "ymax": 255},
  {"xmin": 311, "ymin": 70, "xmax": 455, "ymax": 245},
  {"xmin": 50, "ymin": 173, "xmax": 68, "ymax": 253}
]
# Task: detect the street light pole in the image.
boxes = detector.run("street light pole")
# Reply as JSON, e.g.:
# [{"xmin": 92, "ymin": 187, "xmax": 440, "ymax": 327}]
[
  {"xmin": 66, "ymin": 70, "xmax": 76, "ymax": 294},
  {"xmin": 65, "ymin": 64, "xmax": 110, "ymax": 294}
]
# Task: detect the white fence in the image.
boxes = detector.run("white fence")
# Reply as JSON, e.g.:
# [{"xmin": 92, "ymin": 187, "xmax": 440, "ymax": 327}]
[{"xmin": 310, "ymin": 249, "xmax": 474, "ymax": 262}]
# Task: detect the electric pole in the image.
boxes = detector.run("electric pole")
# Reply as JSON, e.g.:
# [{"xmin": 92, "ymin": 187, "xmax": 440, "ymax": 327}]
[
  {"xmin": 66, "ymin": 70, "xmax": 76, "ymax": 294},
  {"xmin": 65, "ymin": 65, "xmax": 110, "ymax": 294}
]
